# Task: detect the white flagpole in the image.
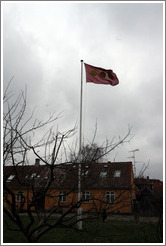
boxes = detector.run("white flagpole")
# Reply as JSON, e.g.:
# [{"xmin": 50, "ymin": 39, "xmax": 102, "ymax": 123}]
[
  {"xmin": 77, "ymin": 59, "xmax": 84, "ymax": 230},
  {"xmin": 79, "ymin": 59, "xmax": 83, "ymax": 156}
]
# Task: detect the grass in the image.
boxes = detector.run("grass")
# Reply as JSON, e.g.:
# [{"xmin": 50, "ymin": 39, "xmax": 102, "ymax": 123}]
[{"xmin": 3, "ymin": 214, "xmax": 162, "ymax": 243}]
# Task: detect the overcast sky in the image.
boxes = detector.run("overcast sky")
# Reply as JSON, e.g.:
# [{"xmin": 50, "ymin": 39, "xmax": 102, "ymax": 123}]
[{"xmin": 2, "ymin": 1, "xmax": 164, "ymax": 180}]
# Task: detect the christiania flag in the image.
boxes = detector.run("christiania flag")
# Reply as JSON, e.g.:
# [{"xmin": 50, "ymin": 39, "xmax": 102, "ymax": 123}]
[{"xmin": 84, "ymin": 63, "xmax": 119, "ymax": 86}]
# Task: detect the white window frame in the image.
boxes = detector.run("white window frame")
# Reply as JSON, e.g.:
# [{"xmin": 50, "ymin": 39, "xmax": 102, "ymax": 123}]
[
  {"xmin": 59, "ymin": 191, "xmax": 67, "ymax": 203},
  {"xmin": 114, "ymin": 170, "xmax": 121, "ymax": 177},
  {"xmin": 100, "ymin": 171, "xmax": 107, "ymax": 178},
  {"xmin": 83, "ymin": 191, "xmax": 90, "ymax": 203},
  {"xmin": 16, "ymin": 191, "xmax": 23, "ymax": 202},
  {"xmin": 105, "ymin": 191, "xmax": 115, "ymax": 203}
]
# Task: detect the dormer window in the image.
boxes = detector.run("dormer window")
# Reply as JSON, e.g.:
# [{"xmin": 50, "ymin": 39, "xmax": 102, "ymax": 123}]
[
  {"xmin": 114, "ymin": 170, "xmax": 121, "ymax": 177},
  {"xmin": 100, "ymin": 171, "xmax": 107, "ymax": 178},
  {"xmin": 7, "ymin": 175, "xmax": 15, "ymax": 182},
  {"xmin": 30, "ymin": 173, "xmax": 36, "ymax": 179},
  {"xmin": 81, "ymin": 170, "xmax": 88, "ymax": 177}
]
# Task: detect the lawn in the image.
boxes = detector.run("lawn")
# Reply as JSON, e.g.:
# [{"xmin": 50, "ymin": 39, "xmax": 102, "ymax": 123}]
[{"xmin": 3, "ymin": 215, "xmax": 162, "ymax": 243}]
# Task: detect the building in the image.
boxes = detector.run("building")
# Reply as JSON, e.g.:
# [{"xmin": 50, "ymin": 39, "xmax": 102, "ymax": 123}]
[
  {"xmin": 135, "ymin": 177, "xmax": 163, "ymax": 216},
  {"xmin": 4, "ymin": 160, "xmax": 135, "ymax": 214}
]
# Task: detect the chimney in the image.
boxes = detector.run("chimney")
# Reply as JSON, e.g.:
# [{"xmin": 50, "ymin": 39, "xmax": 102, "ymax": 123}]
[
  {"xmin": 35, "ymin": 158, "xmax": 40, "ymax": 166},
  {"xmin": 147, "ymin": 176, "xmax": 149, "ymax": 180}
]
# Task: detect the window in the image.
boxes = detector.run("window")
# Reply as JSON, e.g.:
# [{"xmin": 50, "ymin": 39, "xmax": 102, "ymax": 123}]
[
  {"xmin": 100, "ymin": 171, "xmax": 107, "ymax": 178},
  {"xmin": 16, "ymin": 191, "xmax": 23, "ymax": 202},
  {"xmin": 83, "ymin": 191, "xmax": 90, "ymax": 203},
  {"xmin": 105, "ymin": 191, "xmax": 115, "ymax": 203},
  {"xmin": 30, "ymin": 173, "xmax": 36, "ymax": 179},
  {"xmin": 114, "ymin": 170, "xmax": 121, "ymax": 177},
  {"xmin": 150, "ymin": 184, "xmax": 154, "ymax": 190},
  {"xmin": 81, "ymin": 170, "xmax": 88, "ymax": 177},
  {"xmin": 7, "ymin": 175, "xmax": 15, "ymax": 182},
  {"xmin": 59, "ymin": 191, "xmax": 67, "ymax": 202}
]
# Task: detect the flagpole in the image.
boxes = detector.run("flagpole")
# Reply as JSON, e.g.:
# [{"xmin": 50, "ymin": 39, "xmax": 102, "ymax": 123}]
[
  {"xmin": 77, "ymin": 59, "xmax": 83, "ymax": 230},
  {"xmin": 79, "ymin": 59, "xmax": 83, "ymax": 154}
]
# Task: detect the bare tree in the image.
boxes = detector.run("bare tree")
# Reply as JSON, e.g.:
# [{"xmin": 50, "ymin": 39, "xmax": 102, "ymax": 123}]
[
  {"xmin": 3, "ymin": 83, "xmax": 135, "ymax": 243},
  {"xmin": 134, "ymin": 161, "xmax": 163, "ymax": 243},
  {"xmin": 137, "ymin": 160, "xmax": 150, "ymax": 178},
  {"xmin": 69, "ymin": 143, "xmax": 105, "ymax": 163}
]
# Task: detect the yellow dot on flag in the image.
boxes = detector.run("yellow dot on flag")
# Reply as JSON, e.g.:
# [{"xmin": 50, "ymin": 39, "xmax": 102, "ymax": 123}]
[
  {"xmin": 90, "ymin": 70, "xmax": 97, "ymax": 77},
  {"xmin": 99, "ymin": 72, "xmax": 106, "ymax": 78}
]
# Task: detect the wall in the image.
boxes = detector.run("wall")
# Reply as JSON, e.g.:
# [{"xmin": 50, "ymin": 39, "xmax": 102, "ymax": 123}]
[{"xmin": 4, "ymin": 187, "xmax": 134, "ymax": 214}]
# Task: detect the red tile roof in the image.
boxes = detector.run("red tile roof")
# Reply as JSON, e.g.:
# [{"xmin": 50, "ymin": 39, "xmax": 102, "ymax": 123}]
[
  {"xmin": 4, "ymin": 162, "xmax": 133, "ymax": 190},
  {"xmin": 135, "ymin": 177, "xmax": 163, "ymax": 197}
]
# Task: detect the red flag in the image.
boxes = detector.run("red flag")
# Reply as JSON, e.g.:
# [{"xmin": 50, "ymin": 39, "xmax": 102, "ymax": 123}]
[{"xmin": 84, "ymin": 63, "xmax": 119, "ymax": 86}]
